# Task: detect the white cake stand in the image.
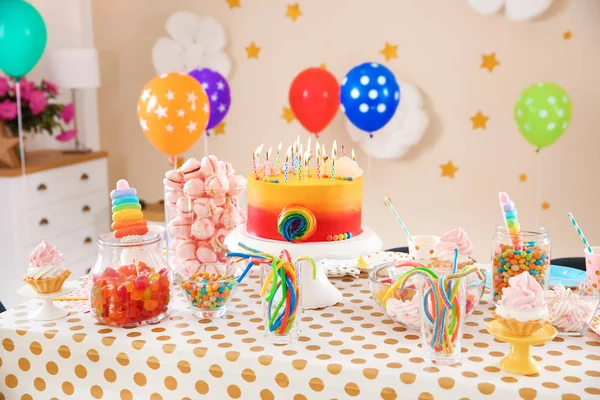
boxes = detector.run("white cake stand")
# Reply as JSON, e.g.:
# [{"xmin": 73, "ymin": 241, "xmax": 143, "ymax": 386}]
[
  {"xmin": 17, "ymin": 281, "xmax": 78, "ymax": 321},
  {"xmin": 225, "ymin": 224, "xmax": 383, "ymax": 309}
]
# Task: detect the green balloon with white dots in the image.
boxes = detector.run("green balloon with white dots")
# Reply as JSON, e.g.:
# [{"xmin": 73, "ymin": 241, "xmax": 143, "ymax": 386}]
[{"xmin": 514, "ymin": 82, "xmax": 572, "ymax": 151}]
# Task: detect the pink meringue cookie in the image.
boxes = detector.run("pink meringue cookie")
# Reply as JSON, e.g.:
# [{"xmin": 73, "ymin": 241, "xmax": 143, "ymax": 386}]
[
  {"xmin": 29, "ymin": 241, "xmax": 65, "ymax": 268},
  {"xmin": 205, "ymin": 173, "xmax": 230, "ymax": 197},
  {"xmin": 196, "ymin": 242, "xmax": 218, "ymax": 263},
  {"xmin": 213, "ymin": 195, "xmax": 226, "ymax": 207},
  {"xmin": 180, "ymin": 158, "xmax": 202, "ymax": 181},
  {"xmin": 176, "ymin": 240, "xmax": 196, "ymax": 260},
  {"xmin": 176, "ymin": 197, "xmax": 193, "ymax": 218},
  {"xmin": 183, "ymin": 178, "xmax": 206, "ymax": 198},
  {"xmin": 210, "ymin": 227, "xmax": 231, "ymax": 252},
  {"xmin": 182, "ymin": 259, "xmax": 201, "ymax": 273},
  {"xmin": 223, "ymin": 161, "xmax": 236, "ymax": 177},
  {"xmin": 220, "ymin": 203, "xmax": 244, "ymax": 230},
  {"xmin": 437, "ymin": 227, "xmax": 474, "ymax": 257},
  {"xmin": 192, "ymin": 197, "xmax": 222, "ymax": 220},
  {"xmin": 385, "ymin": 293, "xmax": 421, "ymax": 329},
  {"xmin": 191, "ymin": 218, "xmax": 215, "ymax": 240},
  {"xmin": 200, "ymin": 155, "xmax": 221, "ymax": 178},
  {"xmin": 501, "ymin": 272, "xmax": 546, "ymax": 311},
  {"xmin": 163, "ymin": 170, "xmax": 184, "ymax": 189},
  {"xmin": 165, "ymin": 189, "xmax": 183, "ymax": 209},
  {"xmin": 169, "ymin": 216, "xmax": 191, "ymax": 238},
  {"xmin": 228, "ymin": 174, "xmax": 247, "ymax": 196}
]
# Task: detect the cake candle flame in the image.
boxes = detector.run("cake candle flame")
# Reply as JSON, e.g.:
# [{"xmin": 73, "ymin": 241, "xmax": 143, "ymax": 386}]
[
  {"xmin": 332, "ymin": 140, "xmax": 337, "ymax": 160},
  {"xmin": 266, "ymin": 146, "xmax": 272, "ymax": 162},
  {"xmin": 352, "ymin": 148, "xmax": 356, "ymax": 161}
]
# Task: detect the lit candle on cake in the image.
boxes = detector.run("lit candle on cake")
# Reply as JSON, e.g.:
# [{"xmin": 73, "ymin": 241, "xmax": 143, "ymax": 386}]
[
  {"xmin": 304, "ymin": 150, "xmax": 311, "ymax": 179},
  {"xmin": 331, "ymin": 141, "xmax": 337, "ymax": 181},
  {"xmin": 265, "ymin": 146, "xmax": 272, "ymax": 179},
  {"xmin": 276, "ymin": 142, "xmax": 282, "ymax": 168},
  {"xmin": 253, "ymin": 144, "xmax": 264, "ymax": 180},
  {"xmin": 352, "ymin": 148, "xmax": 356, "ymax": 161},
  {"xmin": 297, "ymin": 144, "xmax": 303, "ymax": 180},
  {"xmin": 292, "ymin": 142, "xmax": 299, "ymax": 173},
  {"xmin": 316, "ymin": 143, "xmax": 321, "ymax": 179},
  {"xmin": 284, "ymin": 147, "xmax": 290, "ymax": 182}
]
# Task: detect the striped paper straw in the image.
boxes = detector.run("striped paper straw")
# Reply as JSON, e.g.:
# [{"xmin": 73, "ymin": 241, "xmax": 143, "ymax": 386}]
[
  {"xmin": 383, "ymin": 197, "xmax": 412, "ymax": 241},
  {"xmin": 568, "ymin": 212, "xmax": 593, "ymax": 253}
]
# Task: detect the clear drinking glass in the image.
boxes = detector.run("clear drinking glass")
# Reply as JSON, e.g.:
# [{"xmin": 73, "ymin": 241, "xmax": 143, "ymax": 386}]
[
  {"xmin": 261, "ymin": 260, "xmax": 303, "ymax": 344},
  {"xmin": 419, "ymin": 275, "xmax": 466, "ymax": 365},
  {"xmin": 492, "ymin": 226, "xmax": 551, "ymax": 303}
]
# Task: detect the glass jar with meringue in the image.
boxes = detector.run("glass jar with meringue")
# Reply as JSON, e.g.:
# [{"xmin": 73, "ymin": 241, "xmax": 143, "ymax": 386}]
[
  {"xmin": 544, "ymin": 278, "xmax": 600, "ymax": 337},
  {"xmin": 164, "ymin": 156, "xmax": 247, "ymax": 276}
]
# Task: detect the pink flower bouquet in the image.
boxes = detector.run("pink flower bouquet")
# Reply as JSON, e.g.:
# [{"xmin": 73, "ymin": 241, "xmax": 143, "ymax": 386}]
[{"xmin": 0, "ymin": 76, "xmax": 76, "ymax": 141}]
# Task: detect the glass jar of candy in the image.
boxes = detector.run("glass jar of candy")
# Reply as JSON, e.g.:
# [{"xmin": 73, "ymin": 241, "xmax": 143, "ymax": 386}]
[
  {"xmin": 492, "ymin": 226, "xmax": 551, "ymax": 303},
  {"xmin": 89, "ymin": 232, "xmax": 172, "ymax": 327}
]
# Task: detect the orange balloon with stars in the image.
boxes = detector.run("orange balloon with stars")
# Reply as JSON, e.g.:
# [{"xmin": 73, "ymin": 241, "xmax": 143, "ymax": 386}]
[{"xmin": 137, "ymin": 72, "xmax": 210, "ymax": 156}]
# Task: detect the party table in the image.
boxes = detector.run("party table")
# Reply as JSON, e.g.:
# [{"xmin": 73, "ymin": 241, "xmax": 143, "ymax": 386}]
[{"xmin": 1, "ymin": 273, "xmax": 599, "ymax": 400}]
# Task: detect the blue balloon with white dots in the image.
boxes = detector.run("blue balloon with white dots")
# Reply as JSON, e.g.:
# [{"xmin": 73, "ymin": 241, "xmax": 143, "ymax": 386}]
[{"xmin": 340, "ymin": 62, "xmax": 400, "ymax": 134}]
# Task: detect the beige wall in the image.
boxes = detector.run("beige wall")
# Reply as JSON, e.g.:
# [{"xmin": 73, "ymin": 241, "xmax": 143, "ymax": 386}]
[{"xmin": 93, "ymin": 0, "xmax": 600, "ymax": 261}]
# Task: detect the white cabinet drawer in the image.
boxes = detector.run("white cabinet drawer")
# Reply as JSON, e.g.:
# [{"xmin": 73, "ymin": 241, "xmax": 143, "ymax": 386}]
[
  {"xmin": 25, "ymin": 190, "xmax": 109, "ymax": 244},
  {"xmin": 24, "ymin": 158, "xmax": 107, "ymax": 209}
]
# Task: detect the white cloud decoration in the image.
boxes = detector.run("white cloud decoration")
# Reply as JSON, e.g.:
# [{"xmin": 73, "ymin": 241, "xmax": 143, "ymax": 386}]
[
  {"xmin": 152, "ymin": 11, "xmax": 232, "ymax": 78},
  {"xmin": 468, "ymin": 0, "xmax": 553, "ymax": 21},
  {"xmin": 346, "ymin": 82, "xmax": 428, "ymax": 160}
]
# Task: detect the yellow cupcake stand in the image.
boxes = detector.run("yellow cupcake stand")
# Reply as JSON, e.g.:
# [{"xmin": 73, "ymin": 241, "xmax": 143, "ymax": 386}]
[{"xmin": 486, "ymin": 321, "xmax": 557, "ymax": 375}]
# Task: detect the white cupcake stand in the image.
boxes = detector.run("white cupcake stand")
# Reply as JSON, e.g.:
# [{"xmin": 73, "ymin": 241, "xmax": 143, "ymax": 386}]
[
  {"xmin": 16, "ymin": 281, "xmax": 78, "ymax": 321},
  {"xmin": 225, "ymin": 224, "xmax": 383, "ymax": 309}
]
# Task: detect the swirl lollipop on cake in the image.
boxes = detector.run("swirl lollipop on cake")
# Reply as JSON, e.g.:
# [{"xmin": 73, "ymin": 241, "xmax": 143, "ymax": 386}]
[{"xmin": 277, "ymin": 205, "xmax": 317, "ymax": 243}]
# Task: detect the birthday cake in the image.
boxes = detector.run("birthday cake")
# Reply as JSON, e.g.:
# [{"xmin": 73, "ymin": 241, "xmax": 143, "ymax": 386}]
[{"xmin": 247, "ymin": 140, "xmax": 364, "ymax": 243}]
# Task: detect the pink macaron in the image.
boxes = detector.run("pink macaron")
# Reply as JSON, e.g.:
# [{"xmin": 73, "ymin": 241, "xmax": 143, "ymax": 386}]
[
  {"xmin": 205, "ymin": 173, "xmax": 230, "ymax": 197},
  {"xmin": 183, "ymin": 178, "xmax": 206, "ymax": 198},
  {"xmin": 196, "ymin": 242, "xmax": 218, "ymax": 263},
  {"xmin": 163, "ymin": 170, "xmax": 184, "ymax": 189},
  {"xmin": 169, "ymin": 216, "xmax": 191, "ymax": 238},
  {"xmin": 191, "ymin": 218, "xmax": 215, "ymax": 240},
  {"xmin": 180, "ymin": 158, "xmax": 202, "ymax": 181},
  {"xmin": 228, "ymin": 174, "xmax": 247, "ymax": 196},
  {"xmin": 199, "ymin": 155, "xmax": 221, "ymax": 178},
  {"xmin": 176, "ymin": 239, "xmax": 196, "ymax": 260},
  {"xmin": 176, "ymin": 197, "xmax": 193, "ymax": 218},
  {"xmin": 210, "ymin": 227, "xmax": 230, "ymax": 252}
]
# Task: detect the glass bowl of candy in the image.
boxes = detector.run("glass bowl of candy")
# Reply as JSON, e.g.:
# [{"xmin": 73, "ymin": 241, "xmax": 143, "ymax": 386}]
[
  {"xmin": 544, "ymin": 279, "xmax": 600, "ymax": 337},
  {"xmin": 369, "ymin": 261, "xmax": 485, "ymax": 330},
  {"xmin": 89, "ymin": 232, "xmax": 173, "ymax": 327},
  {"xmin": 175, "ymin": 262, "xmax": 244, "ymax": 319}
]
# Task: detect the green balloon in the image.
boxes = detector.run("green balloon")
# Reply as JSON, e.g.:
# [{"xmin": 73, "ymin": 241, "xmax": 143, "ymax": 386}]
[
  {"xmin": 514, "ymin": 82, "xmax": 572, "ymax": 151},
  {"xmin": 0, "ymin": 0, "xmax": 47, "ymax": 79}
]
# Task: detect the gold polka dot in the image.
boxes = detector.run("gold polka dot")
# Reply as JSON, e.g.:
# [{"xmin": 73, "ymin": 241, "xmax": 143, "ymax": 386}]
[
  {"xmin": 351, "ymin": 358, "xmax": 366, "ymax": 364},
  {"xmin": 585, "ymin": 388, "xmax": 600, "ymax": 395},
  {"xmin": 400, "ymin": 373, "xmax": 416, "ymax": 384},
  {"xmin": 478, "ymin": 383, "xmax": 495, "ymax": 395},
  {"xmin": 462, "ymin": 371, "xmax": 478, "ymax": 378},
  {"xmin": 226, "ymin": 351, "xmax": 240, "ymax": 362},
  {"xmin": 409, "ymin": 357, "xmax": 424, "ymax": 364},
  {"xmin": 5, "ymin": 374, "xmax": 18, "ymax": 388},
  {"xmin": 438, "ymin": 377, "xmax": 455, "ymax": 389},
  {"xmin": 194, "ymin": 347, "xmax": 208, "ymax": 358},
  {"xmin": 126, "ymin": 332, "xmax": 141, "ymax": 338},
  {"xmin": 561, "ymin": 394, "xmax": 581, "ymax": 400},
  {"xmin": 242, "ymin": 368, "xmax": 256, "ymax": 382},
  {"xmin": 162, "ymin": 343, "xmax": 176, "ymax": 353},
  {"xmin": 397, "ymin": 347, "xmax": 411, "ymax": 354},
  {"xmin": 484, "ymin": 366, "xmax": 500, "ymax": 373},
  {"xmin": 258, "ymin": 355, "xmax": 273, "ymax": 366},
  {"xmin": 72, "ymin": 333, "xmax": 87, "ymax": 343},
  {"xmin": 548, "ymin": 350, "xmax": 563, "ymax": 356},
  {"xmin": 34, "ymin": 377, "xmax": 46, "ymax": 391},
  {"xmin": 120, "ymin": 389, "xmax": 133, "ymax": 400},
  {"xmin": 381, "ymin": 387, "xmax": 398, "ymax": 400},
  {"xmin": 146, "ymin": 356, "xmax": 160, "ymax": 370},
  {"xmin": 564, "ymin": 376, "xmax": 581, "ymax": 383},
  {"xmin": 18, "ymin": 357, "xmax": 30, "ymax": 371},
  {"xmin": 542, "ymin": 382, "xmax": 559, "ymax": 389},
  {"xmin": 545, "ymin": 365, "xmax": 561, "ymax": 372},
  {"xmin": 565, "ymin": 360, "xmax": 582, "ymax": 366},
  {"xmin": 134, "ymin": 372, "xmax": 147, "ymax": 386},
  {"xmin": 75, "ymin": 364, "xmax": 87, "ymax": 379},
  {"xmin": 489, "ymin": 351, "xmax": 504, "ymax": 357},
  {"xmin": 2, "ymin": 338, "xmax": 14, "ymax": 352},
  {"xmin": 275, "ymin": 372, "xmax": 290, "ymax": 388},
  {"xmin": 177, "ymin": 360, "xmax": 191, "ymax": 374},
  {"xmin": 292, "ymin": 359, "xmax": 308, "ymax": 370},
  {"xmin": 104, "ymin": 368, "xmax": 117, "ymax": 383},
  {"xmin": 260, "ymin": 389, "xmax": 275, "ymax": 400},
  {"xmin": 58, "ymin": 344, "xmax": 71, "ymax": 358},
  {"xmin": 44, "ymin": 330, "xmax": 58, "ymax": 339},
  {"xmin": 116, "ymin": 352, "xmax": 129, "ymax": 366},
  {"xmin": 344, "ymin": 382, "xmax": 360, "ymax": 396},
  {"xmin": 424, "ymin": 366, "xmax": 439, "ymax": 373},
  {"xmin": 293, "ymin": 395, "xmax": 307, "ymax": 400},
  {"xmin": 29, "ymin": 341, "xmax": 42, "ymax": 355},
  {"xmin": 309, "ymin": 377, "xmax": 324, "ymax": 391},
  {"xmin": 164, "ymin": 376, "xmax": 178, "ymax": 390},
  {"xmin": 195, "ymin": 380, "xmax": 209, "ymax": 394},
  {"xmin": 19, "ymin": 395, "xmax": 32, "ymax": 400},
  {"xmin": 46, "ymin": 361, "xmax": 58, "ymax": 375},
  {"xmin": 519, "ymin": 388, "xmax": 537, "ymax": 400},
  {"xmin": 62, "ymin": 381, "xmax": 74, "ymax": 395},
  {"xmin": 131, "ymin": 340, "xmax": 146, "ymax": 350},
  {"xmin": 101, "ymin": 336, "xmax": 116, "ymax": 346},
  {"xmin": 419, "ymin": 393, "xmax": 434, "ymax": 400},
  {"xmin": 90, "ymin": 385, "xmax": 103, "ymax": 399},
  {"xmin": 150, "ymin": 394, "xmax": 162, "ymax": 400},
  {"xmin": 227, "ymin": 385, "xmax": 242, "ymax": 399},
  {"xmin": 86, "ymin": 349, "xmax": 100, "ymax": 362},
  {"xmin": 210, "ymin": 364, "xmax": 223, "ymax": 378},
  {"xmin": 501, "ymin": 376, "xmax": 518, "ymax": 383},
  {"xmin": 363, "ymin": 367, "xmax": 378, "ymax": 379}
]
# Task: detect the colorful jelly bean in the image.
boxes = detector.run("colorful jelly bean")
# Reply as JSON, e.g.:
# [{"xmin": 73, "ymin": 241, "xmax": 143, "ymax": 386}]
[{"xmin": 180, "ymin": 272, "xmax": 237, "ymax": 311}]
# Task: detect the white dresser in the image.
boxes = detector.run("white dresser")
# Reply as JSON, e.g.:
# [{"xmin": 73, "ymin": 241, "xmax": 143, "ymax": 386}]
[{"xmin": 0, "ymin": 151, "xmax": 109, "ymax": 308}]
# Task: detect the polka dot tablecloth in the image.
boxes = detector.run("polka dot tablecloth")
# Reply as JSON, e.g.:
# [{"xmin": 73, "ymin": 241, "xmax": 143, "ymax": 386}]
[{"xmin": 1, "ymin": 273, "xmax": 599, "ymax": 400}]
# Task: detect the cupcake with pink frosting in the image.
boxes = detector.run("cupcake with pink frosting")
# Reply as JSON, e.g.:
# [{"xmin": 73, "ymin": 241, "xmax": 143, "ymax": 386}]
[
  {"xmin": 495, "ymin": 272, "xmax": 549, "ymax": 336},
  {"xmin": 23, "ymin": 241, "xmax": 71, "ymax": 293}
]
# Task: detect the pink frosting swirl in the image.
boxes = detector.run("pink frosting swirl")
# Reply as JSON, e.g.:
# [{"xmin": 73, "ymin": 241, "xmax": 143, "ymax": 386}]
[
  {"xmin": 437, "ymin": 227, "xmax": 474, "ymax": 256},
  {"xmin": 501, "ymin": 272, "xmax": 546, "ymax": 311},
  {"xmin": 29, "ymin": 241, "xmax": 64, "ymax": 268}
]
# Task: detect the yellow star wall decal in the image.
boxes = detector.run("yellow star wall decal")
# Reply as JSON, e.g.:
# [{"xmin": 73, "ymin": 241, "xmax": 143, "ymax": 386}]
[
  {"xmin": 286, "ymin": 3, "xmax": 302, "ymax": 21},
  {"xmin": 541, "ymin": 202, "xmax": 551, "ymax": 210},
  {"xmin": 281, "ymin": 107, "xmax": 295, "ymax": 123},
  {"xmin": 519, "ymin": 173, "xmax": 527, "ymax": 182},
  {"xmin": 245, "ymin": 42, "xmax": 261, "ymax": 59},
  {"xmin": 380, "ymin": 42, "xmax": 398, "ymax": 62},
  {"xmin": 319, "ymin": 63, "xmax": 327, "ymax": 70},
  {"xmin": 470, "ymin": 111, "xmax": 489, "ymax": 130},
  {"xmin": 563, "ymin": 31, "xmax": 572, "ymax": 40},
  {"xmin": 225, "ymin": 0, "xmax": 240, "ymax": 9},
  {"xmin": 213, "ymin": 122, "xmax": 226, "ymax": 135},
  {"xmin": 481, "ymin": 53, "xmax": 499, "ymax": 72},
  {"xmin": 440, "ymin": 161, "xmax": 458, "ymax": 179}
]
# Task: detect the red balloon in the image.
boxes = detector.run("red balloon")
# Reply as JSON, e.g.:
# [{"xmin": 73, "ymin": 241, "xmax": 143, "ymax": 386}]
[{"xmin": 289, "ymin": 67, "xmax": 340, "ymax": 135}]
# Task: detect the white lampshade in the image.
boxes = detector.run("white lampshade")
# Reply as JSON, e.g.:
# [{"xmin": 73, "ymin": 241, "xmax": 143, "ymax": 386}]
[{"xmin": 45, "ymin": 48, "xmax": 101, "ymax": 89}]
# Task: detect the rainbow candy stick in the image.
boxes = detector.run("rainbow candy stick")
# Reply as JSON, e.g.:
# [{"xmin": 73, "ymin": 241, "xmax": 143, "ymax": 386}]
[{"xmin": 498, "ymin": 192, "xmax": 523, "ymax": 250}]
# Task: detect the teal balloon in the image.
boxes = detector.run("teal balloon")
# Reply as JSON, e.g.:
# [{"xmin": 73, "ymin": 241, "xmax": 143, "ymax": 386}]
[
  {"xmin": 514, "ymin": 82, "xmax": 572, "ymax": 151},
  {"xmin": 0, "ymin": 0, "xmax": 47, "ymax": 78}
]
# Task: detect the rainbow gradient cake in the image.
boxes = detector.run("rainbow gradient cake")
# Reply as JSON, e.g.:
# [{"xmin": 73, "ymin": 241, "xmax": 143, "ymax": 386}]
[{"xmin": 247, "ymin": 140, "xmax": 364, "ymax": 243}]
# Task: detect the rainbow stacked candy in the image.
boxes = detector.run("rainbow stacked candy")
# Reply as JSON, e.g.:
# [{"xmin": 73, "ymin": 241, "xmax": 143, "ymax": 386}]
[
  {"xmin": 110, "ymin": 179, "xmax": 148, "ymax": 238},
  {"xmin": 277, "ymin": 205, "xmax": 317, "ymax": 242}
]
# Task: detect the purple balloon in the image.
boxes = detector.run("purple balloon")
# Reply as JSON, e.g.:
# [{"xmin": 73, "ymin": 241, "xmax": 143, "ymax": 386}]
[{"xmin": 189, "ymin": 68, "xmax": 231, "ymax": 130}]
